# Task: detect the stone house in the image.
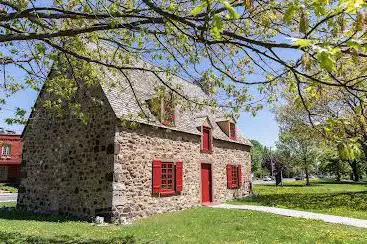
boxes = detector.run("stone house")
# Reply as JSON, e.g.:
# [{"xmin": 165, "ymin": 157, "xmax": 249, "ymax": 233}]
[{"xmin": 17, "ymin": 62, "xmax": 252, "ymax": 222}]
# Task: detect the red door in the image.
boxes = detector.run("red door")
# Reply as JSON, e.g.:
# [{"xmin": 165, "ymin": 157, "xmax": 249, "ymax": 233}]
[{"xmin": 201, "ymin": 164, "xmax": 212, "ymax": 203}]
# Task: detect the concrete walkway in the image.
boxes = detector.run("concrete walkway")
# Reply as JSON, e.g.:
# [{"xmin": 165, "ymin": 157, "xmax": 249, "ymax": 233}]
[
  {"xmin": 0, "ymin": 193, "xmax": 17, "ymax": 202},
  {"xmin": 210, "ymin": 204, "xmax": 367, "ymax": 228}
]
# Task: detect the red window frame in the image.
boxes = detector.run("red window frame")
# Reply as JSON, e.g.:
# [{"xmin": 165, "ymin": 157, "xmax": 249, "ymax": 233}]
[
  {"xmin": 201, "ymin": 126, "xmax": 212, "ymax": 153},
  {"xmin": 231, "ymin": 165, "xmax": 238, "ymax": 186},
  {"xmin": 227, "ymin": 164, "xmax": 242, "ymax": 189},
  {"xmin": 161, "ymin": 162, "xmax": 175, "ymax": 194},
  {"xmin": 152, "ymin": 160, "xmax": 183, "ymax": 196},
  {"xmin": 229, "ymin": 123, "xmax": 236, "ymax": 140}
]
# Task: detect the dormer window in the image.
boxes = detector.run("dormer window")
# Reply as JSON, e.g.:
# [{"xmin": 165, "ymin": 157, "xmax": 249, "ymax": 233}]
[
  {"xmin": 201, "ymin": 126, "xmax": 212, "ymax": 153},
  {"xmin": 147, "ymin": 93, "xmax": 175, "ymax": 126},
  {"xmin": 162, "ymin": 95, "xmax": 175, "ymax": 126},
  {"xmin": 216, "ymin": 119, "xmax": 237, "ymax": 141},
  {"xmin": 229, "ymin": 123, "xmax": 236, "ymax": 140}
]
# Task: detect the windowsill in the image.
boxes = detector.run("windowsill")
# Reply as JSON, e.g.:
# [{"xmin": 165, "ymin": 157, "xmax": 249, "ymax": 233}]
[
  {"xmin": 200, "ymin": 149, "xmax": 213, "ymax": 154},
  {"xmin": 152, "ymin": 190, "xmax": 177, "ymax": 197},
  {"xmin": 159, "ymin": 189, "xmax": 176, "ymax": 196}
]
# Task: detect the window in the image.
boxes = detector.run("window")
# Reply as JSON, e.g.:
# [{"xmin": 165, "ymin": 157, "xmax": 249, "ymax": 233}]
[
  {"xmin": 201, "ymin": 127, "xmax": 212, "ymax": 153},
  {"xmin": 162, "ymin": 94, "xmax": 175, "ymax": 126},
  {"xmin": 147, "ymin": 93, "xmax": 175, "ymax": 126},
  {"xmin": 1, "ymin": 144, "xmax": 11, "ymax": 157},
  {"xmin": 229, "ymin": 123, "xmax": 236, "ymax": 140},
  {"xmin": 161, "ymin": 162, "xmax": 174, "ymax": 192},
  {"xmin": 227, "ymin": 164, "xmax": 242, "ymax": 189},
  {"xmin": 152, "ymin": 160, "xmax": 183, "ymax": 195}
]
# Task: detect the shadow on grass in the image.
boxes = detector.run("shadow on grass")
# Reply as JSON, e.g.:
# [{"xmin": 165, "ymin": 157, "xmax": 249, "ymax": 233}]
[
  {"xmin": 261, "ymin": 184, "xmax": 324, "ymax": 188},
  {"xmin": 0, "ymin": 207, "xmax": 86, "ymax": 223},
  {"xmin": 0, "ymin": 231, "xmax": 136, "ymax": 244},
  {"xmin": 320, "ymin": 181, "xmax": 367, "ymax": 185},
  {"xmin": 262, "ymin": 180, "xmax": 367, "ymax": 188},
  {"xmin": 0, "ymin": 208, "xmax": 138, "ymax": 243},
  {"xmin": 239, "ymin": 191, "xmax": 367, "ymax": 211}
]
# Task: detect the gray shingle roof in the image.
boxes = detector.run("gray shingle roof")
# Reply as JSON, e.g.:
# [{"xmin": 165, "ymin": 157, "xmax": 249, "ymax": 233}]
[{"xmin": 98, "ymin": 62, "xmax": 251, "ymax": 146}]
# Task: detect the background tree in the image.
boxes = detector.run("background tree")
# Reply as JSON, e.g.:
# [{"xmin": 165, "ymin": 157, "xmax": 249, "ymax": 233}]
[
  {"xmin": 274, "ymin": 96, "xmax": 325, "ymax": 185},
  {"xmin": 250, "ymin": 139, "xmax": 267, "ymax": 177},
  {"xmin": 278, "ymin": 56, "xmax": 367, "ymax": 181},
  {"xmin": 318, "ymin": 148, "xmax": 349, "ymax": 182},
  {"xmin": 277, "ymin": 127, "xmax": 320, "ymax": 186}
]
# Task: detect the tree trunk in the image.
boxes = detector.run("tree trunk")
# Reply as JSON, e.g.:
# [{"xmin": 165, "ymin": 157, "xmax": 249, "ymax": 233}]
[
  {"xmin": 336, "ymin": 160, "xmax": 341, "ymax": 182},
  {"xmin": 352, "ymin": 163, "xmax": 359, "ymax": 182},
  {"xmin": 336, "ymin": 170, "xmax": 341, "ymax": 182},
  {"xmin": 348, "ymin": 160, "xmax": 359, "ymax": 182},
  {"xmin": 305, "ymin": 167, "xmax": 310, "ymax": 186}
]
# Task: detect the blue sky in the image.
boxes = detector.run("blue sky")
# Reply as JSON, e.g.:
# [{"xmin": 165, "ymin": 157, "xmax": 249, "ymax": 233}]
[{"xmin": 239, "ymin": 109, "xmax": 278, "ymax": 147}]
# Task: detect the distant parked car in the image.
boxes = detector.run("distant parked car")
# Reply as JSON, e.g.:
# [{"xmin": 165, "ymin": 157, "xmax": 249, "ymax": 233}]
[
  {"xmin": 263, "ymin": 176, "xmax": 272, "ymax": 181},
  {"xmin": 295, "ymin": 176, "xmax": 304, "ymax": 181}
]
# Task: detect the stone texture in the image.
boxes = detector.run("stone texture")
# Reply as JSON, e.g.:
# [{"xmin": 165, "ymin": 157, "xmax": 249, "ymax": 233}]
[
  {"xmin": 17, "ymin": 85, "xmax": 116, "ymax": 220},
  {"xmin": 111, "ymin": 124, "xmax": 251, "ymax": 221}
]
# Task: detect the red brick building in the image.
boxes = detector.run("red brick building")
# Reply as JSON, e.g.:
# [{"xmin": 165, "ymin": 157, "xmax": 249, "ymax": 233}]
[{"xmin": 0, "ymin": 129, "xmax": 22, "ymax": 183}]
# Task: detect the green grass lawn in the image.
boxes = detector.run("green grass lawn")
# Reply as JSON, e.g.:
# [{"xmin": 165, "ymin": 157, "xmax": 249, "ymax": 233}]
[
  {"xmin": 231, "ymin": 180, "xmax": 367, "ymax": 220},
  {"xmin": 0, "ymin": 206, "xmax": 367, "ymax": 243},
  {"xmin": 0, "ymin": 202, "xmax": 16, "ymax": 207},
  {"xmin": 0, "ymin": 183, "xmax": 18, "ymax": 193}
]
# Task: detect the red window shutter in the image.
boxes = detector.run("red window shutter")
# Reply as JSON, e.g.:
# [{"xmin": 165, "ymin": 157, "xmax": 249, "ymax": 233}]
[
  {"xmin": 152, "ymin": 160, "xmax": 162, "ymax": 193},
  {"xmin": 237, "ymin": 164, "xmax": 242, "ymax": 188},
  {"xmin": 203, "ymin": 128, "xmax": 210, "ymax": 151},
  {"xmin": 175, "ymin": 161, "xmax": 183, "ymax": 192},
  {"xmin": 227, "ymin": 164, "xmax": 232, "ymax": 188}
]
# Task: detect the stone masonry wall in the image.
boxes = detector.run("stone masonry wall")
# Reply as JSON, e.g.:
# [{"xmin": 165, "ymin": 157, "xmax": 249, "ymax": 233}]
[
  {"xmin": 17, "ymin": 85, "xmax": 116, "ymax": 219},
  {"xmin": 112, "ymin": 124, "xmax": 251, "ymax": 221}
]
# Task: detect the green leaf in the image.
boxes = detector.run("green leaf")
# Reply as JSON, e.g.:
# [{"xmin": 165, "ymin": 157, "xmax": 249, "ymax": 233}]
[
  {"xmin": 315, "ymin": 48, "xmax": 340, "ymax": 72},
  {"xmin": 293, "ymin": 39, "xmax": 313, "ymax": 48},
  {"xmin": 191, "ymin": 3, "xmax": 207, "ymax": 16},
  {"xmin": 346, "ymin": 40, "xmax": 361, "ymax": 50},
  {"xmin": 339, "ymin": 0, "xmax": 367, "ymax": 14},
  {"xmin": 211, "ymin": 14, "xmax": 224, "ymax": 40},
  {"xmin": 284, "ymin": 2, "xmax": 297, "ymax": 24},
  {"xmin": 219, "ymin": 0, "xmax": 240, "ymax": 19}
]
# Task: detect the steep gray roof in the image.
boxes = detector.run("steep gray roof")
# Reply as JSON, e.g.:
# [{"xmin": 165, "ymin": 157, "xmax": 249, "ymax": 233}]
[{"xmin": 98, "ymin": 62, "xmax": 251, "ymax": 146}]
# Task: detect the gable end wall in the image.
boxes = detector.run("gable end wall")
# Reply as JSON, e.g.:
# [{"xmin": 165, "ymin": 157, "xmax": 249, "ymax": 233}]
[{"xmin": 17, "ymin": 85, "xmax": 116, "ymax": 219}]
